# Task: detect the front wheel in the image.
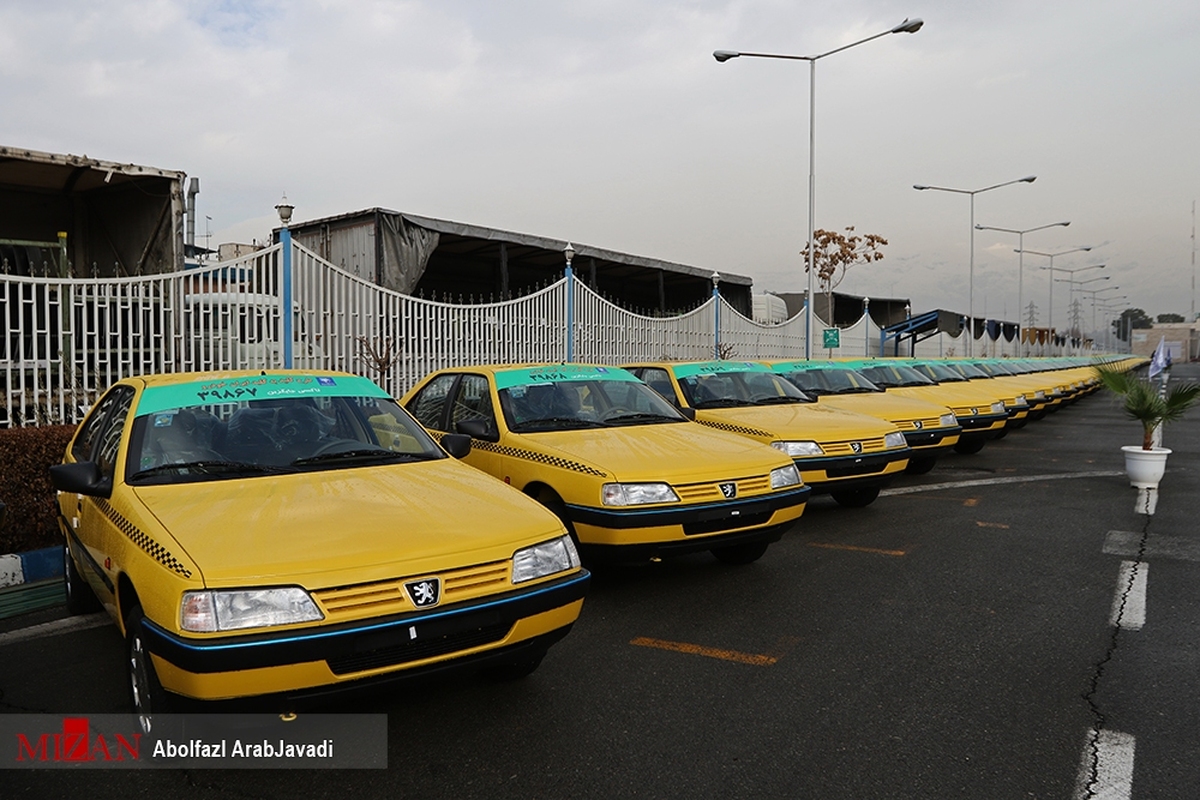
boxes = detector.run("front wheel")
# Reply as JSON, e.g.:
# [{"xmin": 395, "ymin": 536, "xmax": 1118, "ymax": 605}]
[
  {"xmin": 710, "ymin": 541, "xmax": 769, "ymax": 565},
  {"xmin": 126, "ymin": 607, "xmax": 174, "ymax": 716},
  {"xmin": 830, "ymin": 486, "xmax": 881, "ymax": 508},
  {"xmin": 953, "ymin": 438, "xmax": 987, "ymax": 455},
  {"xmin": 64, "ymin": 544, "xmax": 101, "ymax": 615},
  {"xmin": 904, "ymin": 457, "xmax": 936, "ymax": 475},
  {"xmin": 484, "ymin": 651, "xmax": 546, "ymax": 681}
]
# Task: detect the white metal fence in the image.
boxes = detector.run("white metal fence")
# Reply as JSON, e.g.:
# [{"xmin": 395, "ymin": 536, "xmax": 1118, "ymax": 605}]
[{"xmin": 0, "ymin": 240, "xmax": 1098, "ymax": 427}]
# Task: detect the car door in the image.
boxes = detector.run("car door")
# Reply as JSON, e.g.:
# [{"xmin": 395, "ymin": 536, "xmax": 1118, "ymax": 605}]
[
  {"xmin": 447, "ymin": 374, "xmax": 503, "ymax": 476},
  {"xmin": 66, "ymin": 385, "xmax": 135, "ymax": 611}
]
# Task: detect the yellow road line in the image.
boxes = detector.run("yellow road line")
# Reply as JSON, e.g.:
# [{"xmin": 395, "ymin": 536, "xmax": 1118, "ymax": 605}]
[
  {"xmin": 976, "ymin": 521, "xmax": 1010, "ymax": 529},
  {"xmin": 807, "ymin": 542, "xmax": 907, "ymax": 557},
  {"xmin": 629, "ymin": 637, "xmax": 778, "ymax": 666}
]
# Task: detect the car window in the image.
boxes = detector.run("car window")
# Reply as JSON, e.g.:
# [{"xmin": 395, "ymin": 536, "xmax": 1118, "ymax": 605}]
[
  {"xmin": 94, "ymin": 387, "xmax": 135, "ymax": 481},
  {"xmin": 407, "ymin": 374, "xmax": 457, "ymax": 430},
  {"xmin": 72, "ymin": 387, "xmax": 127, "ymax": 462},
  {"xmin": 636, "ymin": 368, "xmax": 677, "ymax": 404},
  {"xmin": 450, "ymin": 374, "xmax": 498, "ymax": 435}
]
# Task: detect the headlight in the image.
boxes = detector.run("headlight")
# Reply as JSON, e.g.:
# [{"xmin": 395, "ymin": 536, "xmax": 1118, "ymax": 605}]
[
  {"xmin": 772, "ymin": 440, "xmax": 824, "ymax": 457},
  {"xmin": 181, "ymin": 587, "xmax": 323, "ymax": 633},
  {"xmin": 601, "ymin": 482, "xmax": 679, "ymax": 506},
  {"xmin": 939, "ymin": 413, "xmax": 957, "ymax": 427},
  {"xmin": 1015, "ymin": 394, "xmax": 1027, "ymax": 405},
  {"xmin": 990, "ymin": 402, "xmax": 1006, "ymax": 414},
  {"xmin": 512, "ymin": 535, "xmax": 580, "ymax": 584},
  {"xmin": 770, "ymin": 464, "xmax": 802, "ymax": 489},
  {"xmin": 884, "ymin": 431, "xmax": 907, "ymax": 449},
  {"xmin": 1034, "ymin": 390, "xmax": 1045, "ymax": 399}
]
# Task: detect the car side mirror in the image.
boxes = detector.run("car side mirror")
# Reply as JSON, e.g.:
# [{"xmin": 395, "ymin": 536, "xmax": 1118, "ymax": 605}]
[
  {"xmin": 455, "ymin": 418, "xmax": 500, "ymax": 443},
  {"xmin": 440, "ymin": 433, "xmax": 473, "ymax": 459},
  {"xmin": 49, "ymin": 461, "xmax": 113, "ymax": 498},
  {"xmin": 678, "ymin": 407, "xmax": 696, "ymax": 421}
]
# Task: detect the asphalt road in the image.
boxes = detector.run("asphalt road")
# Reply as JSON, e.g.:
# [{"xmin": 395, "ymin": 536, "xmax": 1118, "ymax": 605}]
[{"xmin": 3, "ymin": 364, "xmax": 1198, "ymax": 799}]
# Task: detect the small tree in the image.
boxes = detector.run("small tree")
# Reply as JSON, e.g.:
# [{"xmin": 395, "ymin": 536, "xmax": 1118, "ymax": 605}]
[
  {"xmin": 799, "ymin": 227, "xmax": 887, "ymax": 324},
  {"xmin": 1096, "ymin": 365, "xmax": 1200, "ymax": 450},
  {"xmin": 1157, "ymin": 313, "xmax": 1185, "ymax": 323}
]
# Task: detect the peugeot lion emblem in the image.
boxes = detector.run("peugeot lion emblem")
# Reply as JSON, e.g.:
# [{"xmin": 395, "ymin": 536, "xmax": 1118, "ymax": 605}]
[
  {"xmin": 719, "ymin": 482, "xmax": 737, "ymax": 499},
  {"xmin": 850, "ymin": 442, "xmax": 863, "ymax": 454},
  {"xmin": 913, "ymin": 420, "xmax": 923, "ymax": 430},
  {"xmin": 405, "ymin": 577, "xmax": 441, "ymax": 608}
]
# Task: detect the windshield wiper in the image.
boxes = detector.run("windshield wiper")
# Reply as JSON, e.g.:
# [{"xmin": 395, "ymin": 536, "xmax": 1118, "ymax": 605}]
[
  {"xmin": 751, "ymin": 396, "xmax": 810, "ymax": 405},
  {"xmin": 692, "ymin": 398, "xmax": 754, "ymax": 408},
  {"xmin": 511, "ymin": 417, "xmax": 603, "ymax": 431},
  {"xmin": 130, "ymin": 460, "xmax": 297, "ymax": 480},
  {"xmin": 602, "ymin": 412, "xmax": 684, "ymax": 425},
  {"xmin": 291, "ymin": 449, "xmax": 437, "ymax": 466}
]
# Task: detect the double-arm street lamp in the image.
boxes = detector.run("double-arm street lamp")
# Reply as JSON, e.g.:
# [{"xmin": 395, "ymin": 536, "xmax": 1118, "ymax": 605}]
[
  {"xmin": 1014, "ymin": 246, "xmax": 1093, "ymax": 341},
  {"xmin": 913, "ymin": 176, "xmax": 1037, "ymax": 356},
  {"xmin": 974, "ymin": 220, "xmax": 1069, "ymax": 354},
  {"xmin": 715, "ymin": 17, "xmax": 924, "ymax": 359}
]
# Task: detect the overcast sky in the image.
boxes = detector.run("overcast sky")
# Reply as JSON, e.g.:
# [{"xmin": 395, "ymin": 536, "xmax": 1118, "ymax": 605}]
[{"xmin": 2, "ymin": 0, "xmax": 1198, "ymax": 331}]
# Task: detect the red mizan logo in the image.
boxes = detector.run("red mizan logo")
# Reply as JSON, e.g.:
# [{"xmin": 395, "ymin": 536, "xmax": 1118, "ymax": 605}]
[{"xmin": 15, "ymin": 718, "xmax": 141, "ymax": 762}]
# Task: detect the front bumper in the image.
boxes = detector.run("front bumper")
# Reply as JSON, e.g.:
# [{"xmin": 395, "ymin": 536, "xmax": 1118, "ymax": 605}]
[
  {"xmin": 795, "ymin": 447, "xmax": 911, "ymax": 489},
  {"xmin": 145, "ymin": 570, "xmax": 590, "ymax": 700},
  {"xmin": 902, "ymin": 426, "xmax": 962, "ymax": 452}
]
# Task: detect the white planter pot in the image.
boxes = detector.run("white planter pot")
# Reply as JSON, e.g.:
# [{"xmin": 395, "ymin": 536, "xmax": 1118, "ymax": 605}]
[{"xmin": 1122, "ymin": 445, "xmax": 1171, "ymax": 488}]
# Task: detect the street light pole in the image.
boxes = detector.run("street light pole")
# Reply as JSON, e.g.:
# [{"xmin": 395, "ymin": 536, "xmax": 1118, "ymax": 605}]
[
  {"xmin": 913, "ymin": 176, "xmax": 1037, "ymax": 356},
  {"xmin": 715, "ymin": 17, "xmax": 923, "ymax": 359},
  {"xmin": 1014, "ymin": 246, "xmax": 1093, "ymax": 351},
  {"xmin": 974, "ymin": 220, "xmax": 1069, "ymax": 355}
]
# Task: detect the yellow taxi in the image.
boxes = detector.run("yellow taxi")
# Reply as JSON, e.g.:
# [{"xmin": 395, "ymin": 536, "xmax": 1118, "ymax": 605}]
[
  {"xmin": 848, "ymin": 359, "xmax": 1009, "ymax": 455},
  {"xmin": 401, "ymin": 364, "xmax": 810, "ymax": 565},
  {"xmin": 51, "ymin": 371, "xmax": 589, "ymax": 714},
  {"xmin": 766, "ymin": 360, "xmax": 961, "ymax": 475},
  {"xmin": 622, "ymin": 361, "xmax": 910, "ymax": 507}
]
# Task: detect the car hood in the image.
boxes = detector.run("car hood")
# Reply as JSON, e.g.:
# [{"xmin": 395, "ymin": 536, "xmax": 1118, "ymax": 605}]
[
  {"xmin": 132, "ymin": 459, "xmax": 564, "ymax": 587},
  {"xmin": 818, "ymin": 393, "xmax": 953, "ymax": 423},
  {"xmin": 514, "ymin": 423, "xmax": 792, "ymax": 484},
  {"xmin": 696, "ymin": 403, "xmax": 899, "ymax": 441}
]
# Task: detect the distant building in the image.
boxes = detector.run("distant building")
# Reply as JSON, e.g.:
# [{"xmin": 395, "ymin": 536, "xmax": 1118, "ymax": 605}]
[
  {"xmin": 1132, "ymin": 323, "xmax": 1199, "ymax": 362},
  {"xmin": 276, "ymin": 208, "xmax": 753, "ymax": 315},
  {"xmin": 0, "ymin": 145, "xmax": 188, "ymax": 277}
]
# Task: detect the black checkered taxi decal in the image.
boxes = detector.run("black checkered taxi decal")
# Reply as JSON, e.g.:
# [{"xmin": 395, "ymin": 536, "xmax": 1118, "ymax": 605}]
[
  {"xmin": 95, "ymin": 498, "xmax": 193, "ymax": 578},
  {"xmin": 695, "ymin": 418, "xmax": 774, "ymax": 439},
  {"xmin": 431, "ymin": 431, "xmax": 609, "ymax": 477}
]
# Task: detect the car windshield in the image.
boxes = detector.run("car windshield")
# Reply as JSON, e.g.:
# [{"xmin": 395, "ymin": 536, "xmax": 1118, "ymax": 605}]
[
  {"xmin": 916, "ymin": 363, "xmax": 966, "ymax": 382},
  {"xmin": 676, "ymin": 369, "xmax": 813, "ymax": 408},
  {"xmin": 858, "ymin": 365, "xmax": 937, "ymax": 388},
  {"xmin": 777, "ymin": 367, "xmax": 882, "ymax": 396},
  {"xmin": 497, "ymin": 370, "xmax": 686, "ymax": 431},
  {"xmin": 127, "ymin": 376, "xmax": 445, "ymax": 484}
]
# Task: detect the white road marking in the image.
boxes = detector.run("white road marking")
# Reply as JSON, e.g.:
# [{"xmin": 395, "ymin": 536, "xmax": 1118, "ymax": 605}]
[
  {"xmin": 1109, "ymin": 561, "xmax": 1147, "ymax": 631},
  {"xmin": 880, "ymin": 470, "xmax": 1124, "ymax": 496},
  {"xmin": 1074, "ymin": 729, "xmax": 1137, "ymax": 800},
  {"xmin": 1104, "ymin": 529, "xmax": 1200, "ymax": 563},
  {"xmin": 0, "ymin": 613, "xmax": 109, "ymax": 646}
]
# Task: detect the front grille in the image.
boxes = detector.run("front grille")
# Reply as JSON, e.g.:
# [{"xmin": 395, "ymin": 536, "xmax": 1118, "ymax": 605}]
[
  {"xmin": 313, "ymin": 561, "xmax": 511, "ymax": 623},
  {"xmin": 326, "ymin": 622, "xmax": 513, "ymax": 675},
  {"xmin": 821, "ymin": 437, "xmax": 888, "ymax": 455},
  {"xmin": 894, "ymin": 418, "xmax": 941, "ymax": 431},
  {"xmin": 674, "ymin": 475, "xmax": 771, "ymax": 502}
]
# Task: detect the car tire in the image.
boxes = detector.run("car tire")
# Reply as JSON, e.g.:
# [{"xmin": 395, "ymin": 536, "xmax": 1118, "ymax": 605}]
[
  {"xmin": 126, "ymin": 607, "xmax": 174, "ymax": 716},
  {"xmin": 953, "ymin": 438, "xmax": 987, "ymax": 455},
  {"xmin": 64, "ymin": 544, "xmax": 101, "ymax": 615},
  {"xmin": 904, "ymin": 457, "xmax": 936, "ymax": 475},
  {"xmin": 484, "ymin": 651, "xmax": 546, "ymax": 681},
  {"xmin": 710, "ymin": 541, "xmax": 769, "ymax": 565},
  {"xmin": 830, "ymin": 486, "xmax": 881, "ymax": 508}
]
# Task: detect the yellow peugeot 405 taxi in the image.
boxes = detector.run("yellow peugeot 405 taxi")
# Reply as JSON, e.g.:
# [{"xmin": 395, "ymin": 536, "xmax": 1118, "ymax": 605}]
[
  {"xmin": 622, "ymin": 361, "xmax": 910, "ymax": 507},
  {"xmin": 401, "ymin": 364, "xmax": 810, "ymax": 565},
  {"xmin": 51, "ymin": 371, "xmax": 589, "ymax": 714},
  {"xmin": 766, "ymin": 360, "xmax": 961, "ymax": 475}
]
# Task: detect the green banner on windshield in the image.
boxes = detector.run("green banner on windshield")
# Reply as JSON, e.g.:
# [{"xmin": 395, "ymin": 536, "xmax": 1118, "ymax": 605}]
[
  {"xmin": 670, "ymin": 361, "xmax": 769, "ymax": 379},
  {"xmin": 135, "ymin": 374, "xmax": 389, "ymax": 417},
  {"xmin": 493, "ymin": 365, "xmax": 640, "ymax": 390}
]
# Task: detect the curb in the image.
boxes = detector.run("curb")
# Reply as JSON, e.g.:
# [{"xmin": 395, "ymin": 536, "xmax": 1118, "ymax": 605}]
[
  {"xmin": 0, "ymin": 547, "xmax": 66, "ymax": 620},
  {"xmin": 0, "ymin": 546, "xmax": 65, "ymax": 590}
]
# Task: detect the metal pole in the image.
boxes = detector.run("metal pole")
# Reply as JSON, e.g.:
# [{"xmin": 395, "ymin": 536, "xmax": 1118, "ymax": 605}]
[
  {"xmin": 565, "ymin": 255, "xmax": 575, "ymax": 364},
  {"xmin": 281, "ymin": 226, "xmax": 293, "ymax": 369},
  {"xmin": 712, "ymin": 273, "xmax": 721, "ymax": 359},
  {"xmin": 1017, "ymin": 232, "xmax": 1024, "ymax": 355},
  {"xmin": 968, "ymin": 193, "xmax": 975, "ymax": 357},
  {"xmin": 806, "ymin": 59, "xmax": 816, "ymax": 360}
]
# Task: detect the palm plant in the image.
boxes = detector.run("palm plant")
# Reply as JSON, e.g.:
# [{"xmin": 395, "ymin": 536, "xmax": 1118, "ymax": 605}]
[{"xmin": 1095, "ymin": 365, "xmax": 1200, "ymax": 450}]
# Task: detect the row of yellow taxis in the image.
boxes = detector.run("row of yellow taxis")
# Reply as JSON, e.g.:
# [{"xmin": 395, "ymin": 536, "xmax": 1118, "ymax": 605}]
[{"xmin": 50, "ymin": 355, "xmax": 1140, "ymax": 714}]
